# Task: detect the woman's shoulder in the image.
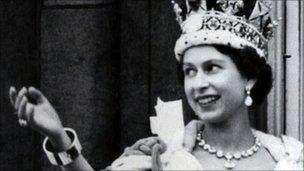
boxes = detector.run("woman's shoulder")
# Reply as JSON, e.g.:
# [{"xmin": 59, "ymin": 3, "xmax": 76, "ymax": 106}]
[
  {"xmin": 253, "ymin": 129, "xmax": 303, "ymax": 170},
  {"xmin": 253, "ymin": 130, "xmax": 303, "ymax": 159}
]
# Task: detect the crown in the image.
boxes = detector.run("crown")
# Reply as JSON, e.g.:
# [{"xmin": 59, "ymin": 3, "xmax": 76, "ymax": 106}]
[{"xmin": 172, "ymin": 0, "xmax": 279, "ymax": 61}]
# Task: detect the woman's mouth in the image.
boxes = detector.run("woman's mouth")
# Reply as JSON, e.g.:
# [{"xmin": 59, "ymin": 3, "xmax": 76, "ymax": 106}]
[{"xmin": 195, "ymin": 95, "xmax": 220, "ymax": 106}]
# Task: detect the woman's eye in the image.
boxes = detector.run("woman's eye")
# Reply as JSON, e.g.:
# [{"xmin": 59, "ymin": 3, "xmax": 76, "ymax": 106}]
[
  {"xmin": 205, "ymin": 64, "xmax": 220, "ymax": 73},
  {"xmin": 183, "ymin": 68, "xmax": 196, "ymax": 76}
]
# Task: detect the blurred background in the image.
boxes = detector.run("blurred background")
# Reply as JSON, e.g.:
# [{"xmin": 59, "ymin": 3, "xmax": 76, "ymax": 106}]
[{"xmin": 0, "ymin": 0, "xmax": 303, "ymax": 170}]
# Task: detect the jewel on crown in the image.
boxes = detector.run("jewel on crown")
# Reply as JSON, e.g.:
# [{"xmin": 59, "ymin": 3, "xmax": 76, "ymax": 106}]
[{"xmin": 216, "ymin": 0, "xmax": 244, "ymax": 15}]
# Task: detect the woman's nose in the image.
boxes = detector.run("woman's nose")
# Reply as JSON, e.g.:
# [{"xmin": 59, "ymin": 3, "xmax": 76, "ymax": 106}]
[{"xmin": 192, "ymin": 72, "xmax": 210, "ymax": 90}]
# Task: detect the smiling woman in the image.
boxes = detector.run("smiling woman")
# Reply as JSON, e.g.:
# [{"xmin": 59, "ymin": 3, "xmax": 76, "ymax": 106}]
[
  {"xmin": 158, "ymin": 0, "xmax": 302, "ymax": 169},
  {"xmin": 178, "ymin": 47, "xmax": 272, "ymax": 104},
  {"xmin": 7, "ymin": 0, "xmax": 304, "ymax": 170},
  {"xmin": 183, "ymin": 46, "xmax": 252, "ymax": 123},
  {"xmin": 177, "ymin": 45, "xmax": 276, "ymax": 170},
  {"xmin": 109, "ymin": 0, "xmax": 303, "ymax": 170}
]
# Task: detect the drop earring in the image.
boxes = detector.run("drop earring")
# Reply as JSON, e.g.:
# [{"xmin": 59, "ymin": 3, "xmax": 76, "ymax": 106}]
[{"xmin": 244, "ymin": 87, "xmax": 253, "ymax": 106}]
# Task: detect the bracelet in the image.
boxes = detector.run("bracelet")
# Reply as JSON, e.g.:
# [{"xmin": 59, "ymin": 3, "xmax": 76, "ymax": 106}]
[{"xmin": 42, "ymin": 128, "xmax": 82, "ymax": 166}]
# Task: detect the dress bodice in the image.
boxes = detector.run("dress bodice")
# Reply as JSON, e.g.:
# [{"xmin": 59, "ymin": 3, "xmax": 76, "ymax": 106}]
[
  {"xmin": 165, "ymin": 130, "xmax": 303, "ymax": 170},
  {"xmin": 109, "ymin": 130, "xmax": 303, "ymax": 170}
]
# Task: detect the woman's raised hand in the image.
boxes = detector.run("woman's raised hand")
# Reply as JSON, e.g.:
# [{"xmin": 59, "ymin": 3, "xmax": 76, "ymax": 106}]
[
  {"xmin": 9, "ymin": 86, "xmax": 94, "ymax": 170},
  {"xmin": 9, "ymin": 86, "xmax": 65, "ymax": 142}
]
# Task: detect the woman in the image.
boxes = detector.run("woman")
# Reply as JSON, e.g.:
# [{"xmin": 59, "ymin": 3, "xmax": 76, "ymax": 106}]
[{"xmin": 9, "ymin": 0, "xmax": 303, "ymax": 170}]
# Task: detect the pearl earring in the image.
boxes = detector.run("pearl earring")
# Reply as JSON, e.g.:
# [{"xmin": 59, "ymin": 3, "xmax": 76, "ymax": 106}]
[{"xmin": 244, "ymin": 88, "xmax": 253, "ymax": 106}]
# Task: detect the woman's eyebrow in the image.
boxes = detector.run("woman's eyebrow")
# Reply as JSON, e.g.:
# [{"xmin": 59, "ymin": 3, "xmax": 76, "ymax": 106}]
[
  {"xmin": 183, "ymin": 59, "xmax": 225, "ymax": 67},
  {"xmin": 203, "ymin": 59, "xmax": 225, "ymax": 65},
  {"xmin": 182, "ymin": 63, "xmax": 194, "ymax": 67}
]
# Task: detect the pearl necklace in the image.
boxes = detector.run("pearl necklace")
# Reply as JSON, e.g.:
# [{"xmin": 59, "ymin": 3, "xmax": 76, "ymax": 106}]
[{"xmin": 196, "ymin": 131, "xmax": 262, "ymax": 169}]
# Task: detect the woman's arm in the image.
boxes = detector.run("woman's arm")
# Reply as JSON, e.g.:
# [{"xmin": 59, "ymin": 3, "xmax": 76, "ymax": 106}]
[
  {"xmin": 61, "ymin": 156, "xmax": 93, "ymax": 171},
  {"xmin": 9, "ymin": 86, "xmax": 93, "ymax": 171},
  {"xmin": 48, "ymin": 129, "xmax": 93, "ymax": 171}
]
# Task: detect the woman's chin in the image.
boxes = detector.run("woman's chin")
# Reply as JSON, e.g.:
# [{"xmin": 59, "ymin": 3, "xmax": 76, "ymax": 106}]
[{"xmin": 195, "ymin": 110, "xmax": 226, "ymax": 123}]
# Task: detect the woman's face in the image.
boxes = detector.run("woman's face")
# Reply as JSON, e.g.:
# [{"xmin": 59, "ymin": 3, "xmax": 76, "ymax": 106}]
[{"xmin": 183, "ymin": 46, "xmax": 248, "ymax": 123}]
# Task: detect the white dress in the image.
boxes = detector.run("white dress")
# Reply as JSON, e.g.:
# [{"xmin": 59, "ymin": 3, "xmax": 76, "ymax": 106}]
[
  {"xmin": 164, "ymin": 130, "xmax": 303, "ymax": 170},
  {"xmin": 110, "ymin": 130, "xmax": 303, "ymax": 170}
]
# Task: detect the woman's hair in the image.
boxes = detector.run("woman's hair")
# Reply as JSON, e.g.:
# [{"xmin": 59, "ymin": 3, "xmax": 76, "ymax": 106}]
[{"xmin": 177, "ymin": 45, "xmax": 273, "ymax": 107}]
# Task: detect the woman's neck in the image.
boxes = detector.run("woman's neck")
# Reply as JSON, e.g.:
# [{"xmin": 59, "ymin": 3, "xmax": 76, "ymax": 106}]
[{"xmin": 199, "ymin": 107, "xmax": 255, "ymax": 153}]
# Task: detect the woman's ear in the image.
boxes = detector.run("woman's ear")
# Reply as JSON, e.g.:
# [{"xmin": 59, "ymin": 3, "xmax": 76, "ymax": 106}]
[{"xmin": 246, "ymin": 78, "xmax": 257, "ymax": 90}]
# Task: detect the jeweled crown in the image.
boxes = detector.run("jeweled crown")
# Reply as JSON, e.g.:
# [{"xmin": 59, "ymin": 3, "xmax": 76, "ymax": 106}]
[{"xmin": 172, "ymin": 0, "xmax": 279, "ymax": 61}]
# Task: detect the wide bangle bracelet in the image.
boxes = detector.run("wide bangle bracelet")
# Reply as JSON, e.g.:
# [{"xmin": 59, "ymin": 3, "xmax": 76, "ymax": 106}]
[{"xmin": 42, "ymin": 128, "xmax": 82, "ymax": 166}]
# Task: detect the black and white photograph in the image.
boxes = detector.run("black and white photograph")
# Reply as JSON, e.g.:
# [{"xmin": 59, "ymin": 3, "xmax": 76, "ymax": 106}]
[{"xmin": 0, "ymin": 0, "xmax": 303, "ymax": 170}]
